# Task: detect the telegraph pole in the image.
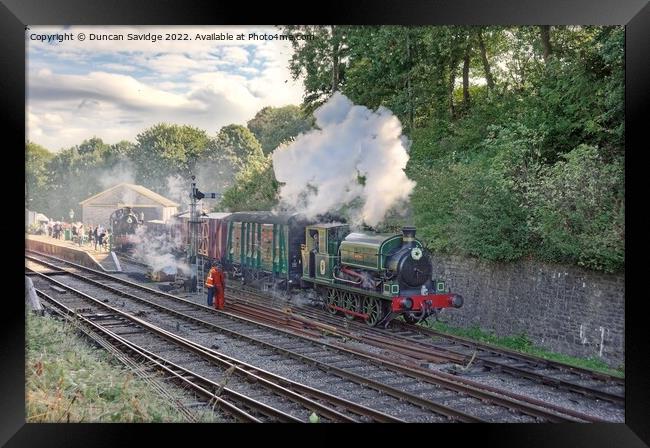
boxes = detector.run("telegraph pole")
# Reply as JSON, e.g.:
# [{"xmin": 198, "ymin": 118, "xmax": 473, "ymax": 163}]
[{"xmin": 187, "ymin": 175, "xmax": 221, "ymax": 293}]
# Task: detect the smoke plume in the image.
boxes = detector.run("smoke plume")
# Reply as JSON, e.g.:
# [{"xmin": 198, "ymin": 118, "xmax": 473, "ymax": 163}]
[
  {"xmin": 97, "ymin": 160, "xmax": 138, "ymax": 206},
  {"xmin": 130, "ymin": 225, "xmax": 190, "ymax": 276},
  {"xmin": 272, "ymin": 93, "xmax": 415, "ymax": 227},
  {"xmin": 166, "ymin": 175, "xmax": 191, "ymax": 212}
]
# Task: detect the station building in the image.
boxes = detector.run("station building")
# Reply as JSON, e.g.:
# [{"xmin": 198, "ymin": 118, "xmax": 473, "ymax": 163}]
[{"xmin": 79, "ymin": 183, "xmax": 179, "ymax": 226}]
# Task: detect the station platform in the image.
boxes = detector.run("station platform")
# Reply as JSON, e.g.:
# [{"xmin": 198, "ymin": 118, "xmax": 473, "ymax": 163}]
[{"xmin": 25, "ymin": 234, "xmax": 122, "ymax": 272}]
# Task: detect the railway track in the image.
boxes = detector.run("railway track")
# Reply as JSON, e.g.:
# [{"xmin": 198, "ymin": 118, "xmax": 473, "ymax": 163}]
[
  {"xmin": 230, "ymin": 285, "xmax": 623, "ymax": 397},
  {"xmin": 225, "ymin": 285, "xmax": 625, "ymax": 410},
  {"xmin": 113, "ymin": 253, "xmax": 623, "ymax": 398},
  {"xmin": 32, "ymin": 277, "xmax": 401, "ymax": 423},
  {"xmin": 26, "ymin": 251, "xmax": 594, "ymax": 422}
]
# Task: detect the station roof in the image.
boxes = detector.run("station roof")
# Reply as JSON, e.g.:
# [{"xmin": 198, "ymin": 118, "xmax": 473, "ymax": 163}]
[{"xmin": 79, "ymin": 183, "xmax": 179, "ymax": 207}]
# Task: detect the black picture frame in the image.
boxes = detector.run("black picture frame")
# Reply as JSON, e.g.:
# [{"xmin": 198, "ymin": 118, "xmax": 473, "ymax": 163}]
[{"xmin": 4, "ymin": 0, "xmax": 647, "ymax": 446}]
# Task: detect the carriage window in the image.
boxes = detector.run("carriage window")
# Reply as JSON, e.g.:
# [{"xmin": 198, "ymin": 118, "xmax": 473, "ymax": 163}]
[{"xmin": 309, "ymin": 230, "xmax": 319, "ymax": 252}]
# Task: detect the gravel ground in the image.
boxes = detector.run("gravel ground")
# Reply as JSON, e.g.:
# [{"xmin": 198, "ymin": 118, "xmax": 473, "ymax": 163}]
[{"xmin": 32, "ymin": 257, "xmax": 624, "ymax": 423}]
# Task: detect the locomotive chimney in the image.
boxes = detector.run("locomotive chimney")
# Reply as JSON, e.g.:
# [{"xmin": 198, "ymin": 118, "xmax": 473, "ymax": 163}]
[{"xmin": 402, "ymin": 226, "xmax": 416, "ymax": 246}]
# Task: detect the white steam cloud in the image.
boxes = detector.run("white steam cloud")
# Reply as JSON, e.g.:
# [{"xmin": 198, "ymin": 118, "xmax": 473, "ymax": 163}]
[
  {"xmin": 98, "ymin": 160, "xmax": 136, "ymax": 189},
  {"xmin": 272, "ymin": 93, "xmax": 415, "ymax": 226},
  {"xmin": 130, "ymin": 225, "xmax": 190, "ymax": 276},
  {"xmin": 166, "ymin": 174, "xmax": 191, "ymax": 212},
  {"xmin": 97, "ymin": 160, "xmax": 138, "ymax": 206}
]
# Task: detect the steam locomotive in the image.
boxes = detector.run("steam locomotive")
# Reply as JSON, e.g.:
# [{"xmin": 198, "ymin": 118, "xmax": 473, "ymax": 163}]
[
  {"xmin": 109, "ymin": 207, "xmax": 143, "ymax": 251},
  {"xmin": 136, "ymin": 211, "xmax": 463, "ymax": 327}
]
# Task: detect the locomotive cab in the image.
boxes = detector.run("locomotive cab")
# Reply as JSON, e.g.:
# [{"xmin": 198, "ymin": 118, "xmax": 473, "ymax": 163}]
[{"xmin": 301, "ymin": 223, "xmax": 349, "ymax": 281}]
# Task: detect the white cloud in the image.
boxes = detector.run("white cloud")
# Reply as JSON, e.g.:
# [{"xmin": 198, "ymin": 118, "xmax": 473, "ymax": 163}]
[
  {"xmin": 146, "ymin": 54, "xmax": 202, "ymax": 75},
  {"xmin": 101, "ymin": 62, "xmax": 137, "ymax": 72},
  {"xmin": 221, "ymin": 46, "xmax": 250, "ymax": 65},
  {"xmin": 27, "ymin": 25, "xmax": 305, "ymax": 150}
]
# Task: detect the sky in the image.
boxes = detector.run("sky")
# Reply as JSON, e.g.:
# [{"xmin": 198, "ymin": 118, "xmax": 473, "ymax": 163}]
[{"xmin": 26, "ymin": 26, "xmax": 305, "ymax": 151}]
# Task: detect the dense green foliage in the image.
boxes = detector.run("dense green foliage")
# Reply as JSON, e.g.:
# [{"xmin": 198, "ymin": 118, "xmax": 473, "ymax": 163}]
[
  {"xmin": 284, "ymin": 25, "xmax": 623, "ymax": 272},
  {"xmin": 26, "ymin": 26, "xmax": 624, "ymax": 272},
  {"xmin": 247, "ymin": 105, "xmax": 313, "ymax": 155},
  {"xmin": 131, "ymin": 124, "xmax": 212, "ymax": 192},
  {"xmin": 25, "ymin": 124, "xmax": 274, "ymax": 222},
  {"xmin": 219, "ymin": 156, "xmax": 279, "ymax": 212},
  {"xmin": 26, "ymin": 142, "xmax": 54, "ymax": 213}
]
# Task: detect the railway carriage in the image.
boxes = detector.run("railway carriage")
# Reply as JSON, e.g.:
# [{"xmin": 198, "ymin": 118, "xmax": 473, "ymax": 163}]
[
  {"xmin": 223, "ymin": 212, "xmax": 311, "ymax": 288},
  {"xmin": 198, "ymin": 212, "xmax": 231, "ymax": 261}
]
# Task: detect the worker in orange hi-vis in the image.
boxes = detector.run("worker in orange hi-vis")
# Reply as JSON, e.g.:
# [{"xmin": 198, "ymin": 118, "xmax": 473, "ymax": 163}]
[
  {"xmin": 205, "ymin": 261, "xmax": 217, "ymax": 307},
  {"xmin": 212, "ymin": 261, "xmax": 226, "ymax": 310}
]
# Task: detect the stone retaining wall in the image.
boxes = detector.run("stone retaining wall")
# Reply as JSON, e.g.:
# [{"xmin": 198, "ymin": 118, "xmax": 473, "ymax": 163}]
[{"xmin": 431, "ymin": 255, "xmax": 625, "ymax": 367}]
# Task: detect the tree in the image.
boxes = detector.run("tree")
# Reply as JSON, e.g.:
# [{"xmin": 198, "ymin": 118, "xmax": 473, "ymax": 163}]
[
  {"xmin": 476, "ymin": 28, "xmax": 495, "ymax": 90},
  {"xmin": 132, "ymin": 123, "xmax": 212, "ymax": 192},
  {"xmin": 540, "ymin": 25, "xmax": 552, "ymax": 61},
  {"xmin": 219, "ymin": 156, "xmax": 279, "ymax": 212},
  {"xmin": 41, "ymin": 137, "xmax": 129, "ymax": 220},
  {"xmin": 283, "ymin": 25, "xmax": 349, "ymax": 111},
  {"xmin": 25, "ymin": 142, "xmax": 54, "ymax": 212},
  {"xmin": 194, "ymin": 124, "xmax": 266, "ymax": 197},
  {"xmin": 110, "ymin": 140, "xmax": 136, "ymax": 158},
  {"xmin": 77, "ymin": 136, "xmax": 109, "ymax": 155},
  {"xmin": 210, "ymin": 124, "xmax": 263, "ymax": 168},
  {"xmin": 461, "ymin": 37, "xmax": 472, "ymax": 111},
  {"xmin": 247, "ymin": 105, "xmax": 312, "ymax": 155}
]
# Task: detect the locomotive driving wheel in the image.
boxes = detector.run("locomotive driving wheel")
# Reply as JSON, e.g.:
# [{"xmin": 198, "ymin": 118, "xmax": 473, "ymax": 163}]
[
  {"xmin": 325, "ymin": 288, "xmax": 339, "ymax": 315},
  {"xmin": 362, "ymin": 297, "xmax": 384, "ymax": 327},
  {"xmin": 343, "ymin": 292, "xmax": 361, "ymax": 320}
]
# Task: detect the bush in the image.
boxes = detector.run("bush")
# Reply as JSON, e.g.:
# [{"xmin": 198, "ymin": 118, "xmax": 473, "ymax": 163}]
[
  {"xmin": 219, "ymin": 156, "xmax": 279, "ymax": 212},
  {"xmin": 452, "ymin": 160, "xmax": 530, "ymax": 262},
  {"xmin": 528, "ymin": 144, "xmax": 624, "ymax": 272}
]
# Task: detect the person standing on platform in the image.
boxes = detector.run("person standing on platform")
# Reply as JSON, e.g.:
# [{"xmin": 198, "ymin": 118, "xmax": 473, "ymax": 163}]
[
  {"xmin": 93, "ymin": 225, "xmax": 99, "ymax": 250},
  {"xmin": 98, "ymin": 227, "xmax": 106, "ymax": 252},
  {"xmin": 205, "ymin": 261, "xmax": 217, "ymax": 307},
  {"xmin": 78, "ymin": 224, "xmax": 85, "ymax": 246},
  {"xmin": 212, "ymin": 261, "xmax": 226, "ymax": 310}
]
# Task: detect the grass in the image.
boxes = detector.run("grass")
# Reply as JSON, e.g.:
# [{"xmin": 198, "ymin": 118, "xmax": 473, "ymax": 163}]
[
  {"xmin": 422, "ymin": 319, "xmax": 625, "ymax": 378},
  {"xmin": 26, "ymin": 310, "xmax": 221, "ymax": 422}
]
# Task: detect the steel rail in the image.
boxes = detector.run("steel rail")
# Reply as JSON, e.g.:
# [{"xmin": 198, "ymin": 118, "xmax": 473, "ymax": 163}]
[
  {"xmin": 28, "ymin": 257, "xmax": 485, "ymax": 422},
  {"xmin": 32, "ymin": 276, "xmax": 391, "ymax": 423},
  {"xmin": 225, "ymin": 283, "xmax": 625, "ymax": 403},
  {"xmin": 27, "ymin": 254, "xmax": 585, "ymax": 422},
  {"xmin": 30, "ymin": 269, "xmax": 401, "ymax": 423},
  {"xmin": 37, "ymin": 290, "xmax": 264, "ymax": 422}
]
